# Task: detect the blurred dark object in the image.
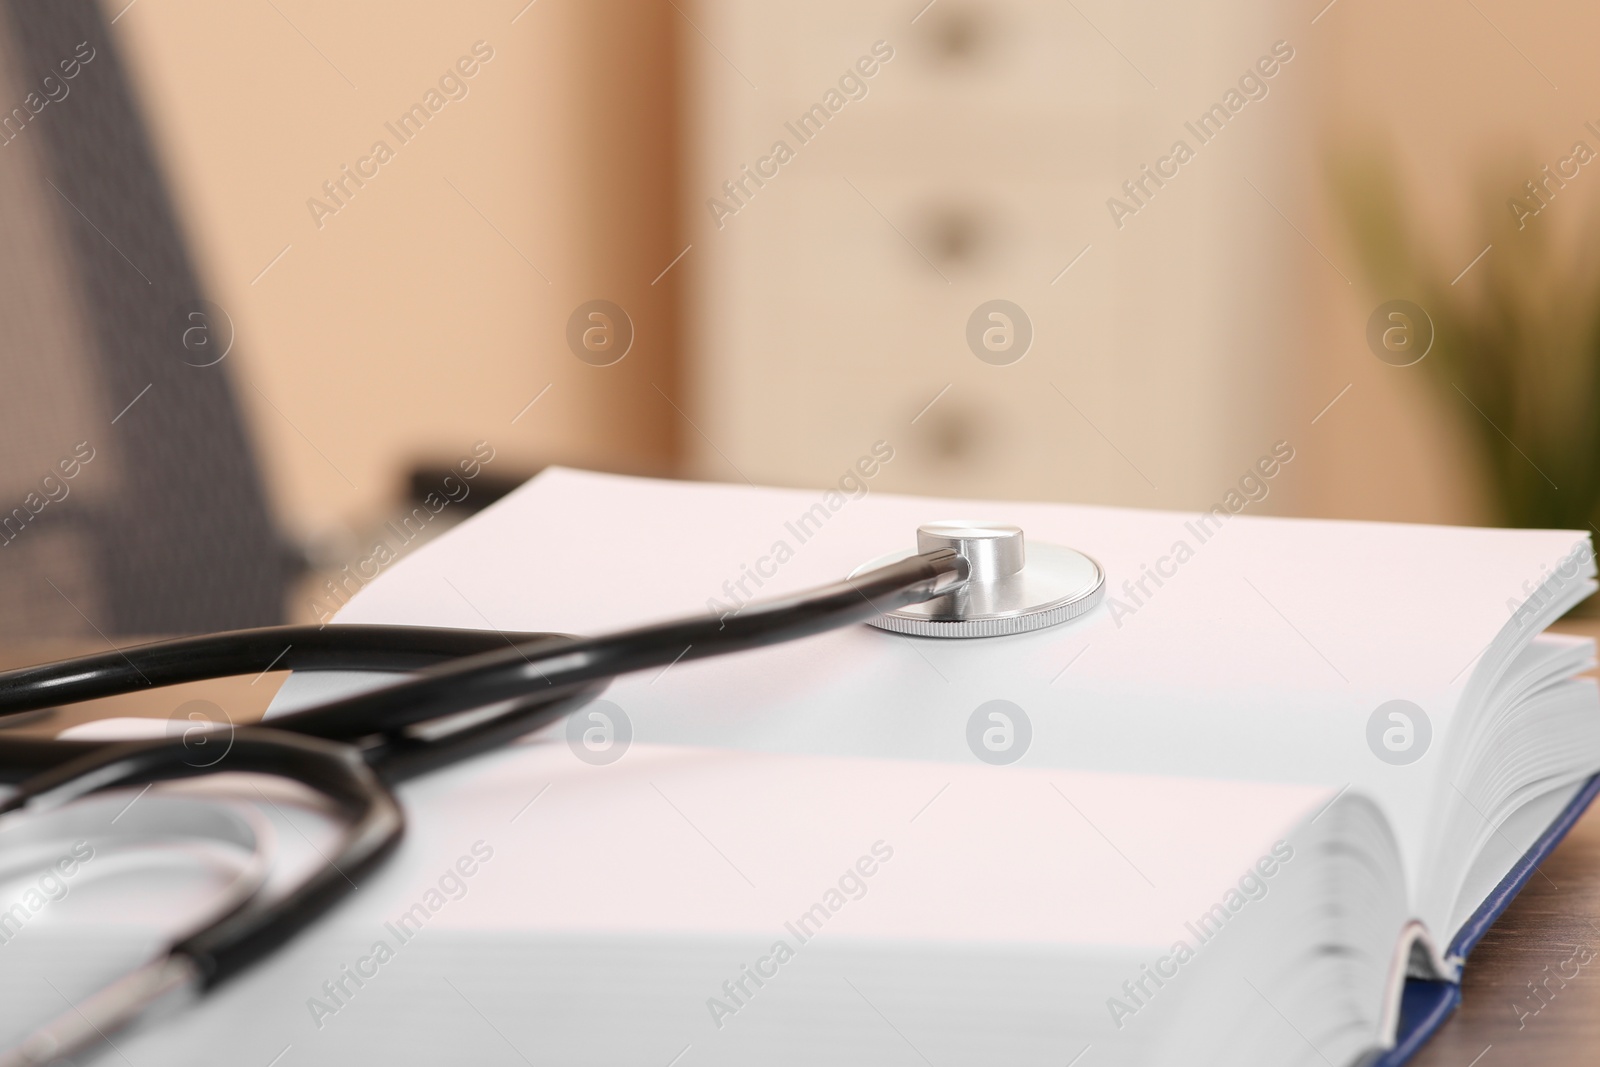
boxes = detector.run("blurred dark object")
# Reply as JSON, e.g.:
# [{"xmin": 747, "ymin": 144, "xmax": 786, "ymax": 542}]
[
  {"xmin": 0, "ymin": 0, "xmax": 290, "ymax": 637},
  {"xmin": 1335, "ymin": 144, "xmax": 1600, "ymax": 534},
  {"xmin": 406, "ymin": 466, "xmax": 536, "ymax": 517},
  {"xmin": 913, "ymin": 1, "xmax": 999, "ymax": 69}
]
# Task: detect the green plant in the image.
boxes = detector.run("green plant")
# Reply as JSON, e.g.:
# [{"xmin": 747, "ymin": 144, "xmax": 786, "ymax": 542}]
[{"xmin": 1334, "ymin": 146, "xmax": 1600, "ymax": 533}]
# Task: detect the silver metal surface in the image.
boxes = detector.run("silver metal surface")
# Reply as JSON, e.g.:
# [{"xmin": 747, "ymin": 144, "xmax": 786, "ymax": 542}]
[
  {"xmin": 854, "ymin": 520, "xmax": 1105, "ymax": 638},
  {"xmin": 916, "ymin": 521, "xmax": 1026, "ymax": 581},
  {"xmin": 0, "ymin": 793, "xmax": 275, "ymax": 1067},
  {"xmin": 0, "ymin": 955, "xmax": 201, "ymax": 1067}
]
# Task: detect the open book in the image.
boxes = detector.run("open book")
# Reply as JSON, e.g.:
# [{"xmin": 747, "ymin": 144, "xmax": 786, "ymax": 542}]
[{"xmin": 112, "ymin": 468, "xmax": 1599, "ymax": 1065}]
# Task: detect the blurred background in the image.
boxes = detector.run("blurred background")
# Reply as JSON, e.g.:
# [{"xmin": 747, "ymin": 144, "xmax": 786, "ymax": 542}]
[{"xmin": 1, "ymin": 0, "xmax": 1596, "ymax": 636}]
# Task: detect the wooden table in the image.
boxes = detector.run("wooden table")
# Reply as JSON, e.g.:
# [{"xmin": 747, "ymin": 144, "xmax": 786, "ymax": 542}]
[{"xmin": 3, "ymin": 627, "xmax": 1599, "ymax": 1064}]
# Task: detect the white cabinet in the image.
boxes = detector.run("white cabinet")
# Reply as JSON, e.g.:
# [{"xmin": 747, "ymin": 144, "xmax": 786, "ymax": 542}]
[{"xmin": 682, "ymin": 0, "xmax": 1305, "ymax": 507}]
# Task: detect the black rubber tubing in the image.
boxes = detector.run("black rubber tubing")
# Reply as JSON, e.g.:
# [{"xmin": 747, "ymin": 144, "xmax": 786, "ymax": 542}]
[{"xmin": 0, "ymin": 549, "xmax": 965, "ymax": 780}]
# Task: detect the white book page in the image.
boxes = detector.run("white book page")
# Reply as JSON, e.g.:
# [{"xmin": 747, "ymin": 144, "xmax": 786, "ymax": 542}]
[
  {"xmin": 315, "ymin": 742, "xmax": 1326, "ymax": 947},
  {"xmin": 271, "ymin": 468, "xmax": 1591, "ymax": 905},
  {"xmin": 101, "ymin": 740, "xmax": 1333, "ymax": 1067}
]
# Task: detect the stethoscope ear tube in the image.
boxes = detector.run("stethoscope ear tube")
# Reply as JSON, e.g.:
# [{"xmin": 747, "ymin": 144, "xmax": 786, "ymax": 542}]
[
  {"xmin": 0, "ymin": 625, "xmax": 584, "ymax": 783},
  {"xmin": 0, "ymin": 545, "xmax": 974, "ymax": 1063},
  {"xmin": 4, "ymin": 728, "xmax": 404, "ymax": 988},
  {"xmin": 0, "ymin": 624, "xmax": 573, "ymax": 720},
  {"xmin": 0, "ymin": 793, "xmax": 276, "ymax": 1067},
  {"xmin": 369, "ymin": 681, "xmax": 610, "ymax": 783},
  {"xmin": 0, "ymin": 729, "xmax": 403, "ymax": 1066},
  {"xmin": 268, "ymin": 548, "xmax": 967, "ymax": 745}
]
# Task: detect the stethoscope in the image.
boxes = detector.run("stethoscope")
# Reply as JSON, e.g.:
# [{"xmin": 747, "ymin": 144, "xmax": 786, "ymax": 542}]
[{"xmin": 0, "ymin": 521, "xmax": 1102, "ymax": 1065}]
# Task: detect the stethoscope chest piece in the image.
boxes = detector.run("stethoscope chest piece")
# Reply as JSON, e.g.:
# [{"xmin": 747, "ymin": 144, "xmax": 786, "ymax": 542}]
[{"xmin": 851, "ymin": 521, "xmax": 1104, "ymax": 638}]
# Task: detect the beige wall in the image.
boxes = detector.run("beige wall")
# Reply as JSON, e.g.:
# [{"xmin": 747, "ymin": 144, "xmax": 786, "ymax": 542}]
[
  {"xmin": 108, "ymin": 0, "xmax": 681, "ymax": 548},
  {"xmin": 109, "ymin": 0, "xmax": 1600, "ymax": 540},
  {"xmin": 1290, "ymin": 0, "xmax": 1600, "ymax": 526}
]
